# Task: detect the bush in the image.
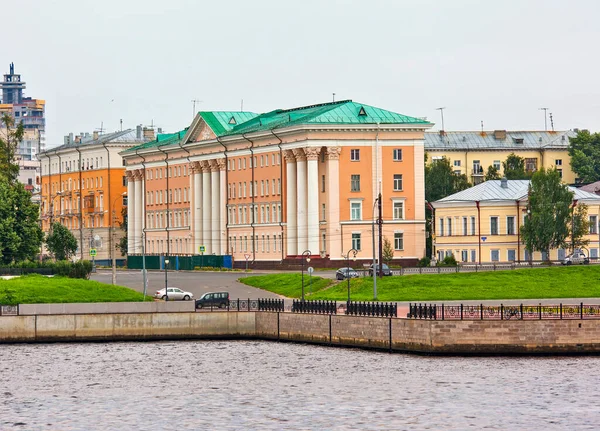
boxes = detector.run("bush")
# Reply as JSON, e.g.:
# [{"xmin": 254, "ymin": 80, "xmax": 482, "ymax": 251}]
[
  {"xmin": 438, "ymin": 255, "xmax": 458, "ymax": 267},
  {"xmin": 417, "ymin": 257, "xmax": 431, "ymax": 267},
  {"xmin": 0, "ymin": 260, "xmax": 93, "ymax": 279}
]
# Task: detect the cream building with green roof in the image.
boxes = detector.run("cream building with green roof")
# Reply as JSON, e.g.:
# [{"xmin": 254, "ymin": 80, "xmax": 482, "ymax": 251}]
[{"xmin": 121, "ymin": 100, "xmax": 434, "ymax": 266}]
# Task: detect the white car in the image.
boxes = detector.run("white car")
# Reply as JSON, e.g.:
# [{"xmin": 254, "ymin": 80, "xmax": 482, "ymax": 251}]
[{"xmin": 154, "ymin": 287, "xmax": 194, "ymax": 301}]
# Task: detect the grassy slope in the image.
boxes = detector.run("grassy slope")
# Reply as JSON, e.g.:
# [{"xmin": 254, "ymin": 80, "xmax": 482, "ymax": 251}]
[
  {"xmin": 240, "ymin": 273, "xmax": 332, "ymax": 297},
  {"xmin": 0, "ymin": 274, "xmax": 151, "ymax": 304},
  {"xmin": 240, "ymin": 266, "xmax": 600, "ymax": 301}
]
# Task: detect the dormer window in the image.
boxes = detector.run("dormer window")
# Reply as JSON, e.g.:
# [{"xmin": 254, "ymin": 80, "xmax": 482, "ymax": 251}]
[
  {"xmin": 358, "ymin": 106, "xmax": 367, "ymax": 116},
  {"xmin": 228, "ymin": 116, "xmax": 237, "ymax": 125}
]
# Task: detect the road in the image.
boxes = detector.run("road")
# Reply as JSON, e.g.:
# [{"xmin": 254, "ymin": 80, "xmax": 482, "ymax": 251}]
[{"xmin": 91, "ymin": 269, "xmax": 295, "ymax": 300}]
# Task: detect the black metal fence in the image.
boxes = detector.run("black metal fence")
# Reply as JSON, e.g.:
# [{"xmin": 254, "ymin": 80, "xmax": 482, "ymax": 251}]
[
  {"xmin": 258, "ymin": 298, "xmax": 285, "ymax": 312},
  {"xmin": 292, "ymin": 300, "xmax": 337, "ymax": 314},
  {"xmin": 346, "ymin": 301, "xmax": 397, "ymax": 318},
  {"xmin": 408, "ymin": 303, "xmax": 600, "ymax": 320},
  {"xmin": 0, "ymin": 268, "xmax": 54, "ymax": 276}
]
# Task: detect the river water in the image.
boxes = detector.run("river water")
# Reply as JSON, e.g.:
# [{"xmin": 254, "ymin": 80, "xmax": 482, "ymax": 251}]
[{"xmin": 0, "ymin": 341, "xmax": 598, "ymax": 430}]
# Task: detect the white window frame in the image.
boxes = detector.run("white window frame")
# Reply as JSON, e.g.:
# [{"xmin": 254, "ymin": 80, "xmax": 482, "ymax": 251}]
[
  {"xmin": 393, "ymin": 149, "xmax": 403, "ymax": 161},
  {"xmin": 394, "ymin": 232, "xmax": 404, "ymax": 250},
  {"xmin": 393, "ymin": 174, "xmax": 403, "ymax": 191},
  {"xmin": 391, "ymin": 199, "xmax": 405, "ymax": 220},
  {"xmin": 350, "ymin": 200, "xmax": 363, "ymax": 221},
  {"xmin": 350, "ymin": 149, "xmax": 360, "ymax": 161}
]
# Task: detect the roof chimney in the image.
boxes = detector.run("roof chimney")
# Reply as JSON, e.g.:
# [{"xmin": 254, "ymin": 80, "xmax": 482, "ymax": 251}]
[
  {"xmin": 494, "ymin": 130, "xmax": 506, "ymax": 140},
  {"xmin": 136, "ymin": 125, "xmax": 142, "ymax": 139},
  {"xmin": 500, "ymin": 177, "xmax": 508, "ymax": 188},
  {"xmin": 143, "ymin": 127, "xmax": 155, "ymax": 141},
  {"xmin": 93, "ymin": 131, "xmax": 99, "ymax": 140}
]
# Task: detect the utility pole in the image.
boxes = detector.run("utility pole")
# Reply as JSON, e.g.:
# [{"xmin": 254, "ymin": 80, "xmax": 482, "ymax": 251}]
[
  {"xmin": 539, "ymin": 108, "xmax": 549, "ymax": 131},
  {"xmin": 436, "ymin": 107, "xmax": 446, "ymax": 131},
  {"xmin": 191, "ymin": 99, "xmax": 202, "ymax": 118}
]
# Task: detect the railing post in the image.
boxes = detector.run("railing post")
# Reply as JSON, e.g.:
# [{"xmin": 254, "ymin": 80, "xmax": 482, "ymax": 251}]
[
  {"xmin": 501, "ymin": 304, "xmax": 504, "ymax": 320},
  {"xmin": 560, "ymin": 303, "xmax": 563, "ymax": 320},
  {"xmin": 441, "ymin": 304, "xmax": 445, "ymax": 320},
  {"xmin": 539, "ymin": 303, "xmax": 542, "ymax": 320},
  {"xmin": 581, "ymin": 302, "xmax": 584, "ymax": 320},
  {"xmin": 460, "ymin": 303, "xmax": 464, "ymax": 320},
  {"xmin": 480, "ymin": 303, "xmax": 483, "ymax": 320},
  {"xmin": 520, "ymin": 303, "xmax": 523, "ymax": 320}
]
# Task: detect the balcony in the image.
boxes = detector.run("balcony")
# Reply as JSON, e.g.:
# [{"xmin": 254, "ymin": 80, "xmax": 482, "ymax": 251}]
[{"xmin": 471, "ymin": 168, "xmax": 484, "ymax": 176}]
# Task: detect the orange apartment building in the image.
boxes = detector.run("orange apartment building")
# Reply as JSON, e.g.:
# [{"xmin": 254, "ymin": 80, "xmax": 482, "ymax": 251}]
[
  {"xmin": 39, "ymin": 128, "xmax": 150, "ymax": 263},
  {"xmin": 122, "ymin": 100, "xmax": 433, "ymax": 266}
]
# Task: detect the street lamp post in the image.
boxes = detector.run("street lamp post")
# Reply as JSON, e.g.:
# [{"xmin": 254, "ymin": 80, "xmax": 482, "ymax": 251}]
[
  {"xmin": 345, "ymin": 248, "xmax": 358, "ymax": 303},
  {"xmin": 372, "ymin": 197, "xmax": 379, "ymax": 300},
  {"xmin": 301, "ymin": 250, "xmax": 311, "ymax": 301},
  {"xmin": 164, "ymin": 257, "xmax": 170, "ymax": 301}
]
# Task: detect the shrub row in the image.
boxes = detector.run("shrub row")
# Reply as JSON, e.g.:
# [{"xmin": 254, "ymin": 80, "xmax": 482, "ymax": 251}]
[{"xmin": 0, "ymin": 260, "xmax": 93, "ymax": 279}]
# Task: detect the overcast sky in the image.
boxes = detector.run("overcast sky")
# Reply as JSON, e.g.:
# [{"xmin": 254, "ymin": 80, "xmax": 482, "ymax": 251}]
[{"xmin": 4, "ymin": 0, "xmax": 600, "ymax": 148}]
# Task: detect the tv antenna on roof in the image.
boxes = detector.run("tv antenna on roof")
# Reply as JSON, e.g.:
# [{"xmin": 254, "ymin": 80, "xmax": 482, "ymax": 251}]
[
  {"xmin": 191, "ymin": 99, "xmax": 202, "ymax": 119},
  {"xmin": 332, "ymin": 93, "xmax": 336, "ymax": 102},
  {"xmin": 549, "ymin": 112, "xmax": 554, "ymax": 131},
  {"xmin": 539, "ymin": 107, "xmax": 549, "ymax": 131}
]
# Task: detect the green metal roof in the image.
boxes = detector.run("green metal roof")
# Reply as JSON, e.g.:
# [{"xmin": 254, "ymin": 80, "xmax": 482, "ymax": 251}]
[
  {"xmin": 224, "ymin": 100, "xmax": 431, "ymax": 136},
  {"xmin": 200, "ymin": 111, "xmax": 259, "ymax": 136},
  {"xmin": 122, "ymin": 129, "xmax": 188, "ymax": 154}
]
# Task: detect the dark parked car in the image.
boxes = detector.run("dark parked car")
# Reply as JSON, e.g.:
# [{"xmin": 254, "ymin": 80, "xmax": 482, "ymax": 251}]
[
  {"xmin": 195, "ymin": 292, "xmax": 230, "ymax": 309},
  {"xmin": 368, "ymin": 263, "xmax": 392, "ymax": 276},
  {"xmin": 336, "ymin": 267, "xmax": 359, "ymax": 280}
]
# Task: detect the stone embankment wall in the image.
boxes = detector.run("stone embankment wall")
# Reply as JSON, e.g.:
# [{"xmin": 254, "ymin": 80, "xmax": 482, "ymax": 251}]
[{"xmin": 1, "ymin": 310, "xmax": 600, "ymax": 354}]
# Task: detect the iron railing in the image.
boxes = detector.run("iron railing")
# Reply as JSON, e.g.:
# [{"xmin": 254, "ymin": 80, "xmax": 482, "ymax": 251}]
[
  {"xmin": 346, "ymin": 301, "xmax": 397, "ymax": 317},
  {"xmin": 258, "ymin": 298, "xmax": 285, "ymax": 312},
  {"xmin": 291, "ymin": 300, "xmax": 337, "ymax": 314},
  {"xmin": 408, "ymin": 303, "xmax": 600, "ymax": 320}
]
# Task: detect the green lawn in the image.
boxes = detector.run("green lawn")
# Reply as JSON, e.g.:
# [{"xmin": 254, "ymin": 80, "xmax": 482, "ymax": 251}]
[
  {"xmin": 239, "ymin": 266, "xmax": 600, "ymax": 301},
  {"xmin": 240, "ymin": 273, "xmax": 333, "ymax": 297},
  {"xmin": 0, "ymin": 274, "xmax": 152, "ymax": 305}
]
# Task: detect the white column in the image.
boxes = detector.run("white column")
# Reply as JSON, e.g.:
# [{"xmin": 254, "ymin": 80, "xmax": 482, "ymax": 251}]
[
  {"xmin": 126, "ymin": 171, "xmax": 135, "ymax": 254},
  {"xmin": 285, "ymin": 151, "xmax": 297, "ymax": 256},
  {"xmin": 192, "ymin": 162, "xmax": 202, "ymax": 254},
  {"xmin": 134, "ymin": 170, "xmax": 143, "ymax": 254},
  {"xmin": 218, "ymin": 160, "xmax": 227, "ymax": 255},
  {"xmin": 201, "ymin": 161, "xmax": 211, "ymax": 254},
  {"xmin": 306, "ymin": 148, "xmax": 320, "ymax": 254},
  {"xmin": 211, "ymin": 161, "xmax": 220, "ymax": 255},
  {"xmin": 326, "ymin": 147, "xmax": 341, "ymax": 259},
  {"xmin": 294, "ymin": 149, "xmax": 308, "ymax": 253}
]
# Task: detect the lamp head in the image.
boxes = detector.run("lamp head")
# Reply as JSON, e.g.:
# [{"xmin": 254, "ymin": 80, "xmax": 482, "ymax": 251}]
[
  {"xmin": 306, "ymin": 257, "xmax": 311, "ymax": 263},
  {"xmin": 165, "ymin": 259, "xmax": 169, "ymax": 264}
]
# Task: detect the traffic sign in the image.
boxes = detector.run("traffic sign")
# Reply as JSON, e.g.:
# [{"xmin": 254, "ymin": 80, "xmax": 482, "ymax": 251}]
[
  {"xmin": 90, "ymin": 248, "xmax": 97, "ymax": 257},
  {"xmin": 199, "ymin": 245, "xmax": 206, "ymax": 253},
  {"xmin": 244, "ymin": 254, "xmax": 251, "ymax": 260},
  {"xmin": 307, "ymin": 266, "xmax": 314, "ymax": 274}
]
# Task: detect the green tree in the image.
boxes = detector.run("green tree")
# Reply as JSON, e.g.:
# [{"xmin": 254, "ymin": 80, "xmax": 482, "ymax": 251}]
[
  {"xmin": 484, "ymin": 165, "xmax": 501, "ymax": 181},
  {"xmin": 0, "ymin": 177, "xmax": 43, "ymax": 264},
  {"xmin": 568, "ymin": 129, "xmax": 600, "ymax": 183},
  {"xmin": 520, "ymin": 168, "xmax": 573, "ymax": 259},
  {"xmin": 570, "ymin": 203, "xmax": 590, "ymax": 252},
  {"xmin": 382, "ymin": 237, "xmax": 394, "ymax": 265},
  {"xmin": 0, "ymin": 113, "xmax": 24, "ymax": 182},
  {"xmin": 46, "ymin": 222, "xmax": 78, "ymax": 261},
  {"xmin": 117, "ymin": 206, "xmax": 128, "ymax": 256},
  {"xmin": 502, "ymin": 153, "xmax": 529, "ymax": 180}
]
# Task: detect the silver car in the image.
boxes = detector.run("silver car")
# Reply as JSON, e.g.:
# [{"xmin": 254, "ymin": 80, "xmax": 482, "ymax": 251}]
[{"xmin": 154, "ymin": 287, "xmax": 194, "ymax": 301}]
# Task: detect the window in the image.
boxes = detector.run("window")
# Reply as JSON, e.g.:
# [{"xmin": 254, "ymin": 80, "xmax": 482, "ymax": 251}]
[
  {"xmin": 490, "ymin": 217, "xmax": 499, "ymax": 235},
  {"xmin": 352, "ymin": 233, "xmax": 361, "ymax": 250},
  {"xmin": 393, "ymin": 201, "xmax": 404, "ymax": 220},
  {"xmin": 322, "ymin": 233, "xmax": 326, "ymax": 251},
  {"xmin": 508, "ymin": 249, "xmax": 516, "ymax": 262},
  {"xmin": 558, "ymin": 248, "xmax": 566, "ymax": 260},
  {"xmin": 590, "ymin": 215, "xmax": 598, "ymax": 234},
  {"xmin": 462, "ymin": 217, "xmax": 468, "ymax": 235},
  {"xmin": 394, "ymin": 232, "xmax": 404, "ymax": 250},
  {"xmin": 558, "ymin": 169, "xmax": 563, "ymax": 178},
  {"xmin": 507, "ymin": 216, "xmax": 515, "ymax": 235},
  {"xmin": 470, "ymin": 216, "xmax": 476, "ymax": 235},
  {"xmin": 525, "ymin": 158, "xmax": 537, "ymax": 172},
  {"xmin": 461, "ymin": 250, "xmax": 468, "ymax": 262},
  {"xmin": 321, "ymin": 175, "xmax": 325, "ymax": 192},
  {"xmin": 471, "ymin": 250, "xmax": 476, "ymax": 262},
  {"xmin": 491, "ymin": 250, "xmax": 500, "ymax": 262},
  {"xmin": 555, "ymin": 159, "xmax": 563, "ymax": 166},
  {"xmin": 350, "ymin": 202, "xmax": 362, "ymax": 220},
  {"xmin": 393, "ymin": 174, "xmax": 403, "ymax": 191},
  {"xmin": 493, "ymin": 160, "xmax": 501, "ymax": 170},
  {"xmin": 351, "ymin": 175, "xmax": 360, "ymax": 192},
  {"xmin": 453, "ymin": 160, "xmax": 461, "ymax": 167},
  {"xmin": 393, "ymin": 149, "xmax": 403, "ymax": 161},
  {"xmin": 322, "ymin": 203, "xmax": 326, "ymax": 220},
  {"xmin": 350, "ymin": 149, "xmax": 360, "ymax": 161},
  {"xmin": 266, "ymin": 180, "xmax": 269, "ymax": 196},
  {"xmin": 439, "ymin": 218, "xmax": 444, "ymax": 236},
  {"xmin": 447, "ymin": 218, "xmax": 452, "ymax": 236}
]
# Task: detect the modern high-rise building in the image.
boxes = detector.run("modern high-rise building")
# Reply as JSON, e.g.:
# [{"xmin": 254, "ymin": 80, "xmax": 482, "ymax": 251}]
[{"xmin": 0, "ymin": 63, "xmax": 46, "ymax": 193}]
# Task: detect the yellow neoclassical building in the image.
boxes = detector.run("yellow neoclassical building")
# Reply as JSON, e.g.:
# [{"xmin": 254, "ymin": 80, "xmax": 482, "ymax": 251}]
[
  {"xmin": 431, "ymin": 179, "xmax": 600, "ymax": 264},
  {"xmin": 425, "ymin": 130, "xmax": 578, "ymax": 184}
]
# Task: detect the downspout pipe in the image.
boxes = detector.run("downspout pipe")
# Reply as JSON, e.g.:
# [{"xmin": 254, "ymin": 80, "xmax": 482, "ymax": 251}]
[
  {"xmin": 102, "ymin": 142, "xmax": 112, "ymax": 276},
  {"xmin": 270, "ymin": 130, "xmax": 285, "ymax": 262},
  {"xmin": 178, "ymin": 139, "xmax": 192, "ymax": 255},
  {"xmin": 135, "ymin": 148, "xmax": 148, "ymax": 297},
  {"xmin": 215, "ymin": 136, "xmax": 229, "ymax": 256},
  {"xmin": 74, "ymin": 146, "xmax": 84, "ymax": 260},
  {"xmin": 56, "ymin": 151, "xmax": 62, "ymax": 218},
  {"xmin": 157, "ymin": 145, "xmax": 170, "ymax": 266},
  {"xmin": 476, "ymin": 201, "xmax": 481, "ymax": 265},
  {"xmin": 241, "ymin": 133, "xmax": 256, "ymax": 263}
]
